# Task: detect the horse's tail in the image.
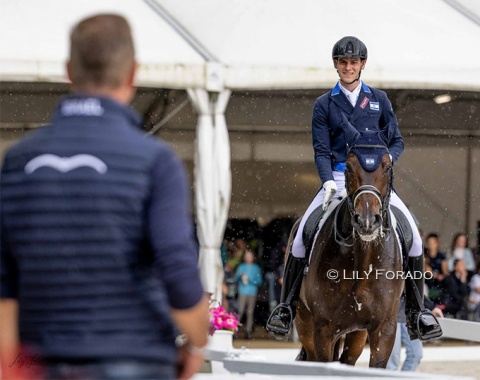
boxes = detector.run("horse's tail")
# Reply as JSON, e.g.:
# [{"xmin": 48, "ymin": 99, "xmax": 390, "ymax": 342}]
[{"xmin": 296, "ymin": 346, "xmax": 307, "ymax": 361}]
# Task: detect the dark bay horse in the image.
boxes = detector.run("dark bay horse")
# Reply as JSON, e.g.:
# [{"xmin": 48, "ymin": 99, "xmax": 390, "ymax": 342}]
[{"xmin": 294, "ymin": 140, "xmax": 403, "ymax": 368}]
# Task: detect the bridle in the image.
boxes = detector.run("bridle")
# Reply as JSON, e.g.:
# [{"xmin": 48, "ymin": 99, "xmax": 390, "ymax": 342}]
[{"xmin": 335, "ymin": 144, "xmax": 393, "ymax": 246}]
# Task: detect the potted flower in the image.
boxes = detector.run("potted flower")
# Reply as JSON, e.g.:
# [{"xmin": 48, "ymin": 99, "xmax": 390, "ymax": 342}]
[{"xmin": 208, "ymin": 305, "xmax": 239, "ymax": 351}]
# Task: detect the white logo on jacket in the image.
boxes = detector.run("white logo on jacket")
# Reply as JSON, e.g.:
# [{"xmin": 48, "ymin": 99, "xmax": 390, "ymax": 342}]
[{"xmin": 24, "ymin": 154, "xmax": 108, "ymax": 174}]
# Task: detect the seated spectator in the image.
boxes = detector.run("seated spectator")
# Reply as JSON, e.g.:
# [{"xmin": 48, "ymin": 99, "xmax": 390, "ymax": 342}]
[
  {"xmin": 235, "ymin": 250, "xmax": 263, "ymax": 339},
  {"xmin": 447, "ymin": 233, "xmax": 476, "ymax": 272},
  {"xmin": 424, "ymin": 233, "xmax": 448, "ymax": 302},
  {"xmin": 442, "ymin": 259, "xmax": 473, "ymax": 319},
  {"xmin": 468, "ymin": 262, "xmax": 480, "ymax": 321}
]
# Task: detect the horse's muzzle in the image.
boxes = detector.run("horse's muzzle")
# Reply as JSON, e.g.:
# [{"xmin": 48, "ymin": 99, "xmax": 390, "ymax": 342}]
[{"xmin": 352, "ymin": 213, "xmax": 382, "ymax": 240}]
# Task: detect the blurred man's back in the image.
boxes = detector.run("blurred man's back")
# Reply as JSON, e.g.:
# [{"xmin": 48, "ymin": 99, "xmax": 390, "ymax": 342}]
[{"xmin": 1, "ymin": 14, "xmax": 208, "ymax": 380}]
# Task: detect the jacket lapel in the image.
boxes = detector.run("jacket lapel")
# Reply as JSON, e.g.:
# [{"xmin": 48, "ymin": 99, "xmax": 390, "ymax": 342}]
[
  {"xmin": 349, "ymin": 84, "xmax": 372, "ymax": 123},
  {"xmin": 330, "ymin": 83, "xmax": 353, "ymax": 115}
]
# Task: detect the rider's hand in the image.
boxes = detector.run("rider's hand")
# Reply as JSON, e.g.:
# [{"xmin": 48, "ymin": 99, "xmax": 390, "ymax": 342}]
[{"xmin": 322, "ymin": 180, "xmax": 337, "ymax": 211}]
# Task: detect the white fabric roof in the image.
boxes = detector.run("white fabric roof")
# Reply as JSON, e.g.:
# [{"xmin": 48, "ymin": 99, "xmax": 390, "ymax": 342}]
[
  {"xmin": 1, "ymin": 0, "xmax": 480, "ymax": 90},
  {"xmin": 0, "ymin": 0, "xmax": 205, "ymax": 88}
]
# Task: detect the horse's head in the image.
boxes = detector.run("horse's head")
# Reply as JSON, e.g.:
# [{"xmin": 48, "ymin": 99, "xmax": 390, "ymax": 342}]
[{"xmin": 345, "ymin": 132, "xmax": 393, "ymax": 242}]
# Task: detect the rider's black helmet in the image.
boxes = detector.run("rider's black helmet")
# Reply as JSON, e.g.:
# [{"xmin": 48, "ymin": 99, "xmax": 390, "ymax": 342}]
[{"xmin": 332, "ymin": 36, "xmax": 367, "ymax": 60}]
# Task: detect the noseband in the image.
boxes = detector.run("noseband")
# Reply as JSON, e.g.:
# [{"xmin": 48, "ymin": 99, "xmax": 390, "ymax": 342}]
[{"xmin": 347, "ymin": 184, "xmax": 390, "ymax": 220}]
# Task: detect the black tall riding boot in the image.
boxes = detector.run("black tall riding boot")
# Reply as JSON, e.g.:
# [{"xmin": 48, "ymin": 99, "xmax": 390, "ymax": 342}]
[
  {"xmin": 266, "ymin": 254, "xmax": 306, "ymax": 338},
  {"xmin": 405, "ymin": 255, "xmax": 443, "ymax": 341}
]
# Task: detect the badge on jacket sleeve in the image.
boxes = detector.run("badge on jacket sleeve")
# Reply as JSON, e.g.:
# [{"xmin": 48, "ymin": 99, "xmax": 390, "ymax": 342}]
[{"xmin": 369, "ymin": 102, "xmax": 380, "ymax": 111}]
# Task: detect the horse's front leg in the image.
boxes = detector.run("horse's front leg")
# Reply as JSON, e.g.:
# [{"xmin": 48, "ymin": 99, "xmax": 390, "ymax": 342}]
[
  {"xmin": 295, "ymin": 298, "xmax": 316, "ymax": 360},
  {"xmin": 367, "ymin": 319, "xmax": 397, "ymax": 368},
  {"xmin": 339, "ymin": 330, "xmax": 368, "ymax": 365},
  {"xmin": 313, "ymin": 322, "xmax": 337, "ymax": 362}
]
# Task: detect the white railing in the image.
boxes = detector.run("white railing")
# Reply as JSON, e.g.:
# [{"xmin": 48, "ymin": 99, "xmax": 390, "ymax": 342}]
[{"xmin": 202, "ymin": 318, "xmax": 480, "ymax": 379}]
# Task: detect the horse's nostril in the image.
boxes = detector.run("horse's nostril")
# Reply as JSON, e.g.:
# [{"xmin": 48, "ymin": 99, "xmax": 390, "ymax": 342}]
[
  {"xmin": 353, "ymin": 214, "xmax": 361, "ymax": 225},
  {"xmin": 374, "ymin": 214, "xmax": 382, "ymax": 226}
]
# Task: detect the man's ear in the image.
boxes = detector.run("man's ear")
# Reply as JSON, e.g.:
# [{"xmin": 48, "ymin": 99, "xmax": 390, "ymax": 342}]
[
  {"xmin": 333, "ymin": 59, "xmax": 338, "ymax": 69},
  {"xmin": 66, "ymin": 61, "xmax": 74, "ymax": 83},
  {"xmin": 126, "ymin": 61, "xmax": 137, "ymax": 87},
  {"xmin": 361, "ymin": 59, "xmax": 367, "ymax": 70}
]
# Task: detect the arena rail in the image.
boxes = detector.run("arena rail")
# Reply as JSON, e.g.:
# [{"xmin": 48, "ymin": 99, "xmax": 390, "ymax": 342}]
[
  {"xmin": 438, "ymin": 318, "xmax": 480, "ymax": 342},
  {"xmin": 203, "ymin": 318, "xmax": 480, "ymax": 379},
  {"xmin": 205, "ymin": 347, "xmax": 473, "ymax": 379}
]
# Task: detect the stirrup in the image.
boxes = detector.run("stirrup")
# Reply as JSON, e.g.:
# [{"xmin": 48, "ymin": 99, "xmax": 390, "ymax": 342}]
[
  {"xmin": 266, "ymin": 304, "xmax": 293, "ymax": 338},
  {"xmin": 409, "ymin": 310, "xmax": 443, "ymax": 341}
]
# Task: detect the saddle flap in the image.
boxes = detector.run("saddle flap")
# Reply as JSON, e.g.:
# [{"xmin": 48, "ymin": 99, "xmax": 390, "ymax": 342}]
[{"xmin": 390, "ymin": 205, "xmax": 413, "ymax": 268}]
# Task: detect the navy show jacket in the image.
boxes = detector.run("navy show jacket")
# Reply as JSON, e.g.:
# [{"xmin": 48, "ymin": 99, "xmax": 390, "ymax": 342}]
[{"xmin": 312, "ymin": 82, "xmax": 404, "ymax": 184}]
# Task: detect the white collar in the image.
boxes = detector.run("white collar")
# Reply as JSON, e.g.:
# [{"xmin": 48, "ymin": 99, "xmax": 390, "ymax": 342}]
[{"xmin": 339, "ymin": 81, "xmax": 362, "ymax": 107}]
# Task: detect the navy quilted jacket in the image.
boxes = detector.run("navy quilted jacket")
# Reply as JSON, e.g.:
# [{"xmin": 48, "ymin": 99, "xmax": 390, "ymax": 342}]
[{"xmin": 0, "ymin": 95, "xmax": 203, "ymax": 363}]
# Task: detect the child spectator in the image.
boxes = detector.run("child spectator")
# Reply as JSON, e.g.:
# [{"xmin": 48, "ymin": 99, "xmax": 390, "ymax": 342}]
[{"xmin": 235, "ymin": 250, "xmax": 263, "ymax": 339}]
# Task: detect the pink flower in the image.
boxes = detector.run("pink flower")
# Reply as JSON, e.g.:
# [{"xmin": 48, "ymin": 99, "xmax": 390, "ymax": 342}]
[{"xmin": 209, "ymin": 305, "xmax": 239, "ymax": 335}]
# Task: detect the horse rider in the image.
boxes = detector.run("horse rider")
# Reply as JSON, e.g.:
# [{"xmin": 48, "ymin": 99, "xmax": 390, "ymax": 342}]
[{"xmin": 266, "ymin": 36, "xmax": 442, "ymax": 341}]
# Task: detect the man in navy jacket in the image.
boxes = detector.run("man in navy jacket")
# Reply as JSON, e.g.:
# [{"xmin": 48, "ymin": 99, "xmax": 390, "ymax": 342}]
[
  {"xmin": 0, "ymin": 14, "xmax": 209, "ymax": 380},
  {"xmin": 267, "ymin": 36, "xmax": 441, "ymax": 342}
]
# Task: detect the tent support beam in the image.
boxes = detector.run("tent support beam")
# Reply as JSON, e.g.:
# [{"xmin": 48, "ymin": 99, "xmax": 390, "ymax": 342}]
[{"xmin": 143, "ymin": 0, "xmax": 218, "ymax": 61}]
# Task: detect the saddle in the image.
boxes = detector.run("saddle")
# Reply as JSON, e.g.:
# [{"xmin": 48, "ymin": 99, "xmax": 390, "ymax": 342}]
[
  {"xmin": 302, "ymin": 199, "xmax": 413, "ymax": 267},
  {"xmin": 302, "ymin": 193, "xmax": 346, "ymax": 265}
]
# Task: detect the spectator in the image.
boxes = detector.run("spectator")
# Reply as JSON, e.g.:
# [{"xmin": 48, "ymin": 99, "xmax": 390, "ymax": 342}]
[
  {"xmin": 235, "ymin": 250, "xmax": 263, "ymax": 339},
  {"xmin": 448, "ymin": 233, "xmax": 476, "ymax": 272},
  {"xmin": 468, "ymin": 262, "xmax": 480, "ymax": 321},
  {"xmin": 424, "ymin": 233, "xmax": 448, "ymax": 302},
  {"xmin": 265, "ymin": 240, "xmax": 288, "ymax": 311},
  {"xmin": 442, "ymin": 259, "xmax": 473, "ymax": 319},
  {"xmin": 387, "ymin": 296, "xmax": 443, "ymax": 372},
  {"xmin": 226, "ymin": 238, "xmax": 248, "ymax": 272},
  {"xmin": 0, "ymin": 14, "xmax": 208, "ymax": 380}
]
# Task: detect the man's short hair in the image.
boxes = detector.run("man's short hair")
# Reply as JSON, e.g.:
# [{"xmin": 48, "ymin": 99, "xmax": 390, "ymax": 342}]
[
  {"xmin": 69, "ymin": 14, "xmax": 135, "ymax": 89},
  {"xmin": 426, "ymin": 233, "xmax": 439, "ymax": 241}
]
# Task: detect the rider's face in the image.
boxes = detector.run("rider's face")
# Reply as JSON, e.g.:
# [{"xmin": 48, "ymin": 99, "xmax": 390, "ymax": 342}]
[{"xmin": 334, "ymin": 57, "xmax": 366, "ymax": 85}]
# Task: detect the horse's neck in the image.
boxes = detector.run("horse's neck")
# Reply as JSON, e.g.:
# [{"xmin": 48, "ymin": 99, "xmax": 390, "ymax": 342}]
[{"xmin": 351, "ymin": 240, "xmax": 382, "ymax": 271}]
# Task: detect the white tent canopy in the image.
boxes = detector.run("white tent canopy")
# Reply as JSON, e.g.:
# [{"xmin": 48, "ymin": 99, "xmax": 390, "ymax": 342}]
[
  {"xmin": 1, "ymin": 0, "xmax": 480, "ymax": 300},
  {"xmin": 0, "ymin": 0, "xmax": 205, "ymax": 88},
  {"xmin": 2, "ymin": 0, "xmax": 480, "ymax": 90}
]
